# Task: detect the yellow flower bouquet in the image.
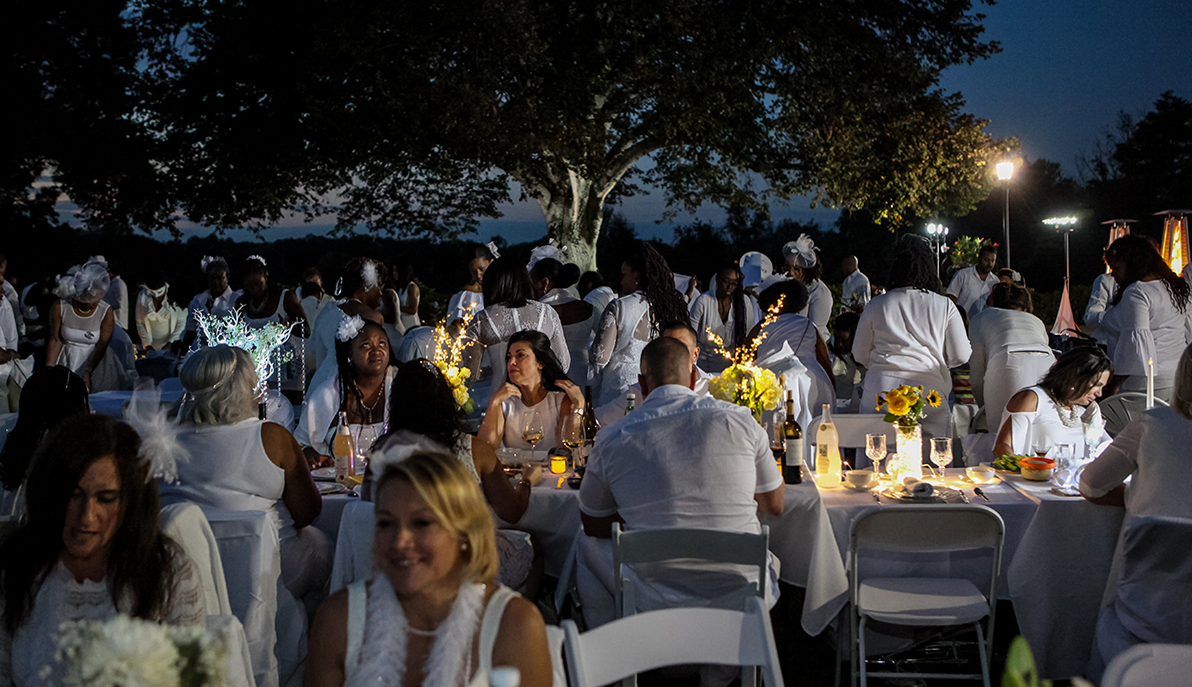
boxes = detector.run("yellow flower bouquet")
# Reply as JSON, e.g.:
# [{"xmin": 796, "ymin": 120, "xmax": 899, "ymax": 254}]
[
  {"xmin": 709, "ymin": 364, "xmax": 782, "ymax": 424},
  {"xmin": 876, "ymin": 384, "xmax": 941, "ymax": 428},
  {"xmin": 431, "ymin": 310, "xmax": 476, "ymax": 414}
]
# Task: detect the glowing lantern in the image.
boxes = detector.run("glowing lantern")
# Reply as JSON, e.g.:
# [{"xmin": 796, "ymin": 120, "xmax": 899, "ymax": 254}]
[{"xmin": 1157, "ymin": 210, "xmax": 1192, "ymax": 276}]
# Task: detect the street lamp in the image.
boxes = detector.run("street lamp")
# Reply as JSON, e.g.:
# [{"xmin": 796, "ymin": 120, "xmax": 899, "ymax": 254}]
[
  {"xmin": 926, "ymin": 222, "xmax": 949, "ymax": 280},
  {"xmin": 1043, "ymin": 216, "xmax": 1078, "ymax": 286},
  {"xmin": 997, "ymin": 161, "xmax": 1015, "ymax": 268}
]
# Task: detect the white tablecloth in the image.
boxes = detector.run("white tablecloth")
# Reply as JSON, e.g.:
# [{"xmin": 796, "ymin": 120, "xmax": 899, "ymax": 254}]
[{"xmin": 496, "ymin": 475, "xmax": 584, "ymax": 578}]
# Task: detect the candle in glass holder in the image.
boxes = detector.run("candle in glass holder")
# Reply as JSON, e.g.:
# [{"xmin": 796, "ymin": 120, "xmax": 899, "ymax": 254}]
[{"xmin": 550, "ymin": 454, "xmax": 568, "ymax": 474}]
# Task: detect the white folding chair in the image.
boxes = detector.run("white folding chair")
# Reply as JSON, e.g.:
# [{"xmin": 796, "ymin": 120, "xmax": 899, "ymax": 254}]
[
  {"xmin": 612, "ymin": 523, "xmax": 770, "ymax": 619},
  {"xmin": 1099, "ymin": 392, "xmax": 1168, "ymax": 437},
  {"xmin": 847, "ymin": 505, "xmax": 1005, "ymax": 687},
  {"xmin": 1100, "ymin": 643, "xmax": 1192, "ymax": 687},
  {"xmin": 562, "ymin": 595, "xmax": 784, "ymax": 687}
]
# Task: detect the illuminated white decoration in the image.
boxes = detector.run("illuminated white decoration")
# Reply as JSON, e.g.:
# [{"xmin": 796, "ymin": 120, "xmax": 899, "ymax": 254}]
[{"xmin": 193, "ymin": 307, "xmax": 297, "ymax": 395}]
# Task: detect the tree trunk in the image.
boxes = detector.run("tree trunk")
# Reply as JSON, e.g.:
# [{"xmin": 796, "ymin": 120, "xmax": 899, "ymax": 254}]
[{"xmin": 514, "ymin": 162, "xmax": 617, "ymax": 272}]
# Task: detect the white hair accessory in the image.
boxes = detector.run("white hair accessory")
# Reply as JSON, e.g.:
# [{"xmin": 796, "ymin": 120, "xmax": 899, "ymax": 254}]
[
  {"xmin": 485, "ymin": 241, "xmax": 501, "ymax": 259},
  {"xmin": 246, "ymin": 254, "xmax": 267, "ymax": 267},
  {"xmin": 88, "ymin": 255, "xmax": 109, "ymax": 269},
  {"xmin": 147, "ymin": 284, "xmax": 169, "ymax": 298},
  {"xmin": 361, "ymin": 261, "xmax": 380, "ymax": 290},
  {"xmin": 53, "ymin": 273, "xmax": 76, "ymax": 299},
  {"xmin": 367, "ymin": 431, "xmax": 449, "ymax": 500},
  {"xmin": 526, "ymin": 240, "xmax": 568, "ymax": 272},
  {"xmin": 200, "ymin": 255, "xmax": 225, "ymax": 273},
  {"xmin": 337, "ymin": 315, "xmax": 366, "ymax": 342},
  {"xmin": 71, "ymin": 262, "xmax": 111, "ymax": 304},
  {"xmin": 123, "ymin": 379, "xmax": 189, "ymax": 483},
  {"xmin": 782, "ymin": 234, "xmax": 819, "ymax": 269}
]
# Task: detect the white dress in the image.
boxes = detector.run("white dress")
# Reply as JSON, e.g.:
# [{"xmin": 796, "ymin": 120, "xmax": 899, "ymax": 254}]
[
  {"xmin": 0, "ymin": 557, "xmax": 206, "ymax": 687},
  {"xmin": 967, "ymin": 308, "xmax": 1055, "ymax": 422},
  {"xmin": 541, "ymin": 289, "xmax": 599, "ymax": 389},
  {"xmin": 56, "ymin": 300, "xmax": 134, "ymax": 392},
  {"xmin": 501, "ymin": 391, "xmax": 565, "ymax": 450},
  {"xmin": 590, "ymin": 292, "xmax": 653, "ymax": 406},
  {"xmin": 853, "ymin": 288, "xmax": 972, "ymax": 439},
  {"xmin": 801, "ymin": 279, "xmax": 833, "ymax": 339},
  {"xmin": 689, "ymin": 292, "xmax": 758, "ymax": 374},
  {"xmin": 447, "ymin": 290, "xmax": 485, "ymax": 324},
  {"xmin": 397, "ymin": 284, "xmax": 420, "ymax": 330},
  {"xmin": 1100, "ymin": 280, "xmax": 1192, "ymax": 400},
  {"xmin": 756, "ymin": 313, "xmax": 835, "ymax": 421},
  {"xmin": 466, "ymin": 301, "xmax": 570, "ymax": 385}
]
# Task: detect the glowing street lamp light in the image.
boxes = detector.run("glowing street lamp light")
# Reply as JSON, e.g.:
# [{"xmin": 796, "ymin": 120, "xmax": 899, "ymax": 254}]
[
  {"xmin": 925, "ymin": 222, "xmax": 949, "ymax": 280},
  {"xmin": 996, "ymin": 162, "xmax": 1015, "ymax": 268},
  {"xmin": 1043, "ymin": 216, "xmax": 1079, "ymax": 286}
]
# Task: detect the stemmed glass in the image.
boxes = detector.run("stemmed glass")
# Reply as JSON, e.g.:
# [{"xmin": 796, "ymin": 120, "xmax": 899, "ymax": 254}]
[
  {"xmin": 930, "ymin": 437, "xmax": 953, "ymax": 484},
  {"xmin": 1053, "ymin": 442, "xmax": 1076, "ymax": 488},
  {"xmin": 561, "ymin": 416, "xmax": 586, "ymax": 470},
  {"xmin": 865, "ymin": 433, "xmax": 887, "ymax": 479},
  {"xmin": 354, "ymin": 424, "xmax": 378, "ymax": 475},
  {"xmin": 522, "ymin": 410, "xmax": 545, "ymax": 455}
]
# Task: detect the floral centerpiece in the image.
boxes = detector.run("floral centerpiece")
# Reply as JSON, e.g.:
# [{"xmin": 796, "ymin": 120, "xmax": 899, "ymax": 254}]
[
  {"xmin": 706, "ymin": 296, "xmax": 785, "ymax": 425},
  {"xmin": 876, "ymin": 384, "xmax": 941, "ymax": 480},
  {"xmin": 431, "ymin": 308, "xmax": 476, "ymax": 414},
  {"xmin": 54, "ymin": 615, "xmax": 228, "ymax": 687}
]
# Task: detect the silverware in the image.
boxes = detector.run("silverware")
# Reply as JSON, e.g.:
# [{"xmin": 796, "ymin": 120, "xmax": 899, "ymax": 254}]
[
  {"xmin": 974, "ymin": 487, "xmax": 990, "ymax": 502},
  {"xmin": 872, "ymin": 492, "xmax": 881, "ymax": 503},
  {"xmin": 959, "ymin": 490, "xmax": 970, "ymax": 503}
]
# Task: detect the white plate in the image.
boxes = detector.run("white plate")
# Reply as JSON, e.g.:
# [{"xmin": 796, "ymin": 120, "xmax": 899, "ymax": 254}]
[
  {"xmin": 311, "ymin": 467, "xmax": 337, "ymax": 482},
  {"xmin": 318, "ymin": 482, "xmax": 347, "ymax": 495}
]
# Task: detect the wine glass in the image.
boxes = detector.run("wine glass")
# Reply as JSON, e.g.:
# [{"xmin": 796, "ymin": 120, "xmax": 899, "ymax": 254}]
[
  {"xmin": 561, "ymin": 417, "xmax": 586, "ymax": 470},
  {"xmin": 1053, "ymin": 442, "xmax": 1076, "ymax": 488},
  {"xmin": 354, "ymin": 424, "xmax": 378, "ymax": 475},
  {"xmin": 930, "ymin": 437, "xmax": 952, "ymax": 484},
  {"xmin": 865, "ymin": 433, "xmax": 887, "ymax": 478},
  {"xmin": 522, "ymin": 410, "xmax": 545, "ymax": 454}
]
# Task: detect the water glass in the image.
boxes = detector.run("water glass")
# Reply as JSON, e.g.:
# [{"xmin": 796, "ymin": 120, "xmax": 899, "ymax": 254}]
[
  {"xmin": 865, "ymin": 433, "xmax": 887, "ymax": 476},
  {"xmin": 930, "ymin": 437, "xmax": 952, "ymax": 482}
]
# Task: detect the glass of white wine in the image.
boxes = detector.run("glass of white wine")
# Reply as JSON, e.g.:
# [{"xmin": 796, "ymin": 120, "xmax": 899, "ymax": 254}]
[
  {"xmin": 561, "ymin": 415, "xmax": 586, "ymax": 470},
  {"xmin": 522, "ymin": 410, "xmax": 545, "ymax": 453},
  {"xmin": 865, "ymin": 433, "xmax": 887, "ymax": 478}
]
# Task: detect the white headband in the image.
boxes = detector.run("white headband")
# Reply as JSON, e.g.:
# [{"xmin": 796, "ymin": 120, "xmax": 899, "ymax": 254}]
[
  {"xmin": 485, "ymin": 241, "xmax": 502, "ymax": 259},
  {"xmin": 246, "ymin": 254, "xmax": 267, "ymax": 267}
]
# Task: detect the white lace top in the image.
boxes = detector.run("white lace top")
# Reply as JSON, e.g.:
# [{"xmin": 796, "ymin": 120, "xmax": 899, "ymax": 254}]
[
  {"xmin": 466, "ymin": 302, "xmax": 570, "ymax": 384},
  {"xmin": 590, "ymin": 292, "xmax": 654, "ymax": 407},
  {"xmin": 0, "ymin": 554, "xmax": 206, "ymax": 687}
]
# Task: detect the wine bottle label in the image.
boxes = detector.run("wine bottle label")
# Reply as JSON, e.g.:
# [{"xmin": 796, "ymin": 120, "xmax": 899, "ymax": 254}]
[{"xmin": 785, "ymin": 439, "xmax": 803, "ymax": 466}]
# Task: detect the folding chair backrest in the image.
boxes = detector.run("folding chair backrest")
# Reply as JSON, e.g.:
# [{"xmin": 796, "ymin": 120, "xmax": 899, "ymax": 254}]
[
  {"xmin": 810, "ymin": 414, "xmax": 895, "ymax": 450},
  {"xmin": 1100, "ymin": 643, "xmax": 1192, "ymax": 687},
  {"xmin": 1113, "ymin": 515, "xmax": 1192, "ymax": 644},
  {"xmin": 612, "ymin": 524, "xmax": 769, "ymax": 616},
  {"xmin": 562, "ymin": 596, "xmax": 784, "ymax": 687},
  {"xmin": 851, "ymin": 505, "xmax": 1004, "ymax": 554},
  {"xmin": 1100, "ymin": 393, "xmax": 1168, "ymax": 437}
]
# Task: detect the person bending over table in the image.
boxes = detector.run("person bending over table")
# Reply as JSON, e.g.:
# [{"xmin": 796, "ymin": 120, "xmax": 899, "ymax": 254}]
[
  {"xmin": 305, "ymin": 451, "xmax": 552, "ymax": 687},
  {"xmin": 45, "ymin": 261, "xmax": 120, "ymax": 391},
  {"xmin": 0, "ymin": 414, "xmax": 206, "ymax": 687},
  {"xmin": 968, "ymin": 282, "xmax": 1054, "ymax": 426},
  {"xmin": 478, "ymin": 330, "xmax": 585, "ymax": 453},
  {"xmin": 993, "ymin": 346, "xmax": 1112, "ymax": 460}
]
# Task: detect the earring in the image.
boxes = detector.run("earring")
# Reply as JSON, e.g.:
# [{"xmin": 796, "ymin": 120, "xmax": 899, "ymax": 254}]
[{"xmin": 460, "ymin": 542, "xmax": 468, "ymax": 552}]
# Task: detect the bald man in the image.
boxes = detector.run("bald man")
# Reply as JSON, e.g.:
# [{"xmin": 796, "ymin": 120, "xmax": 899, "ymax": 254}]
[
  {"xmin": 594, "ymin": 320, "xmax": 713, "ymax": 428},
  {"xmin": 840, "ymin": 255, "xmax": 870, "ymax": 313},
  {"xmin": 576, "ymin": 336, "xmax": 785, "ymax": 629}
]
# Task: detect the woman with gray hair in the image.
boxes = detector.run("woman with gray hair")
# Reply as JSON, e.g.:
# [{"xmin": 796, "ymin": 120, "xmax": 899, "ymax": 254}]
[{"xmin": 161, "ymin": 344, "xmax": 330, "ymax": 600}]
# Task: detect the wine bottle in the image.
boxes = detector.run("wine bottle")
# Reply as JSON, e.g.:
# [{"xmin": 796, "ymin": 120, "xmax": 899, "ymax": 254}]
[
  {"xmin": 625, "ymin": 393, "xmax": 636, "ymax": 414},
  {"xmin": 333, "ymin": 411, "xmax": 356, "ymax": 481},
  {"xmin": 815, "ymin": 403, "xmax": 841, "ymax": 488},
  {"xmin": 582, "ymin": 386, "xmax": 600, "ymax": 443},
  {"xmin": 783, "ymin": 390, "xmax": 803, "ymax": 484}
]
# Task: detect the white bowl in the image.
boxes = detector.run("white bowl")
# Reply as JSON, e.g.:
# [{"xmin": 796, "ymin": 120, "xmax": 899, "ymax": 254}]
[{"xmin": 844, "ymin": 469, "xmax": 880, "ymax": 489}]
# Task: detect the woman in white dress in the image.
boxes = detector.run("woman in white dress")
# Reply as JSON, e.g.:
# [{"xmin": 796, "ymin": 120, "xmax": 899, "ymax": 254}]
[
  {"xmin": 782, "ymin": 234, "xmax": 833, "ymax": 338},
  {"xmin": 392, "ymin": 264, "xmax": 421, "ymax": 331},
  {"xmin": 44, "ymin": 261, "xmax": 132, "ymax": 392},
  {"xmin": 0, "ymin": 414, "xmax": 206, "ymax": 687},
  {"xmin": 993, "ymin": 347, "xmax": 1113, "ymax": 460},
  {"xmin": 446, "ymin": 243, "xmax": 495, "ymax": 328},
  {"xmin": 853, "ymin": 236, "xmax": 972, "ymax": 442},
  {"xmin": 298, "ymin": 318, "xmax": 396, "ymax": 467},
  {"xmin": 751, "ymin": 279, "xmax": 835, "ymax": 418},
  {"xmin": 968, "ymin": 282, "xmax": 1055, "ymax": 425},
  {"xmin": 163, "ymin": 345, "xmax": 330, "ymax": 601},
  {"xmin": 530, "ymin": 258, "xmax": 599, "ymax": 390},
  {"xmin": 479, "ymin": 330, "xmax": 586, "ymax": 452},
  {"xmin": 1099, "ymin": 235, "xmax": 1192, "ymax": 401},
  {"xmin": 690, "ymin": 263, "xmax": 758, "ymax": 373},
  {"xmin": 589, "ymin": 241, "xmax": 689, "ymax": 406},
  {"xmin": 237, "ymin": 256, "xmax": 310, "ymax": 404},
  {"xmin": 464, "ymin": 257, "xmax": 570, "ymax": 384},
  {"xmin": 305, "ymin": 451, "xmax": 552, "ymax": 687}
]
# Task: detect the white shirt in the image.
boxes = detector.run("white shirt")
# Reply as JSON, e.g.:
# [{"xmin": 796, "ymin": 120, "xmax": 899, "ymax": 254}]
[
  {"xmin": 581, "ymin": 384, "xmax": 782, "ymax": 529},
  {"xmin": 103, "ymin": 275, "xmax": 129, "ymax": 329},
  {"xmin": 135, "ymin": 288, "xmax": 187, "ymax": 350},
  {"xmin": 2, "ymin": 281, "xmax": 23, "ymax": 336},
  {"xmin": 689, "ymin": 292, "xmax": 758, "ymax": 373},
  {"xmin": 1080, "ymin": 406, "xmax": 1192, "ymax": 519},
  {"xmin": 1101, "ymin": 280, "xmax": 1192, "ymax": 392},
  {"xmin": 801, "ymin": 279, "xmax": 832, "ymax": 339},
  {"xmin": 446, "ymin": 290, "xmax": 484, "ymax": 325},
  {"xmin": 1083, "ymin": 273, "xmax": 1117, "ymax": 342},
  {"xmin": 841, "ymin": 270, "xmax": 871, "ymax": 309},
  {"xmin": 853, "ymin": 287, "xmax": 971, "ymax": 393},
  {"xmin": 946, "ymin": 266, "xmax": 997, "ymax": 314},
  {"xmin": 185, "ymin": 286, "xmax": 241, "ymax": 333},
  {"xmin": 595, "ymin": 367, "xmax": 712, "ymax": 429}
]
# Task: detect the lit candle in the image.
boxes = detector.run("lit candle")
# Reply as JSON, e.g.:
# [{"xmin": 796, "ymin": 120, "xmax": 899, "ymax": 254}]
[
  {"xmin": 1146, "ymin": 357, "xmax": 1155, "ymax": 409},
  {"xmin": 550, "ymin": 454, "xmax": 568, "ymax": 474}
]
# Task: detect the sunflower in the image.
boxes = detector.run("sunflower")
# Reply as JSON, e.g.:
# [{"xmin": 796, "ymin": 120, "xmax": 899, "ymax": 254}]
[
  {"xmin": 886, "ymin": 391, "xmax": 912, "ymax": 416},
  {"xmin": 926, "ymin": 389, "xmax": 942, "ymax": 407}
]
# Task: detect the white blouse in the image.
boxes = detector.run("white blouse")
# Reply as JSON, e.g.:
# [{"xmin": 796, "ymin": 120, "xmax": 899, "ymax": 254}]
[
  {"xmin": 1101, "ymin": 279, "xmax": 1192, "ymax": 394},
  {"xmin": 1080, "ymin": 406, "xmax": 1192, "ymax": 518},
  {"xmin": 801, "ymin": 279, "xmax": 833, "ymax": 339},
  {"xmin": 853, "ymin": 287, "xmax": 971, "ymax": 393},
  {"xmin": 466, "ymin": 301, "xmax": 570, "ymax": 385},
  {"xmin": 590, "ymin": 293, "xmax": 653, "ymax": 407}
]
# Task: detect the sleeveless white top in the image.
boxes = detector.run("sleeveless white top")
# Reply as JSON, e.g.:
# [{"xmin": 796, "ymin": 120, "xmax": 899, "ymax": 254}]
[
  {"xmin": 161, "ymin": 419, "xmax": 297, "ymax": 541},
  {"xmin": 343, "ymin": 581, "xmax": 519, "ymax": 687},
  {"xmin": 590, "ymin": 292, "xmax": 652, "ymax": 406},
  {"xmin": 398, "ymin": 284, "xmax": 421, "ymax": 330},
  {"xmin": 57, "ymin": 299, "xmax": 109, "ymax": 374},
  {"xmin": 501, "ymin": 391, "xmax": 565, "ymax": 450},
  {"xmin": 541, "ymin": 289, "xmax": 598, "ymax": 388}
]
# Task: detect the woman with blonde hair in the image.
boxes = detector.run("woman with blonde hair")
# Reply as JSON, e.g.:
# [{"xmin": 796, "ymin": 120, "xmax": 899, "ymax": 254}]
[{"xmin": 306, "ymin": 451, "xmax": 552, "ymax": 687}]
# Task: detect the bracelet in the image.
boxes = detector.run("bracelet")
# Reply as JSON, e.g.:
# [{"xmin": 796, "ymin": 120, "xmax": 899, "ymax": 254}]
[{"xmin": 571, "ymin": 408, "xmax": 586, "ymax": 416}]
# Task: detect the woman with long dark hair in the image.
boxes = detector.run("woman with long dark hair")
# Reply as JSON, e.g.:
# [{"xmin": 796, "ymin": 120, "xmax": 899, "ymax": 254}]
[
  {"xmin": 1100, "ymin": 234, "xmax": 1192, "ymax": 400},
  {"xmin": 479, "ymin": 330, "xmax": 586, "ymax": 452},
  {"xmin": 853, "ymin": 235, "xmax": 971, "ymax": 444},
  {"xmin": 464, "ymin": 256, "xmax": 570, "ymax": 384},
  {"xmin": 689, "ymin": 262, "xmax": 757, "ymax": 373},
  {"xmin": 0, "ymin": 415, "xmax": 206, "ymax": 686},
  {"xmin": 590, "ymin": 241, "xmax": 689, "ymax": 405}
]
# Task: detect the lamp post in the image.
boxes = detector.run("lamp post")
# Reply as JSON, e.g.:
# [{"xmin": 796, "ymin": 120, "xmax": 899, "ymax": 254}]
[
  {"xmin": 996, "ymin": 162, "xmax": 1015, "ymax": 268},
  {"xmin": 926, "ymin": 223, "xmax": 949, "ymax": 280},
  {"xmin": 1043, "ymin": 216, "xmax": 1078, "ymax": 286}
]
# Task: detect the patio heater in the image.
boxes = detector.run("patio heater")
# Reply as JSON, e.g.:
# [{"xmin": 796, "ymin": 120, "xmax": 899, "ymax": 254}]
[{"xmin": 1157, "ymin": 210, "xmax": 1192, "ymax": 276}]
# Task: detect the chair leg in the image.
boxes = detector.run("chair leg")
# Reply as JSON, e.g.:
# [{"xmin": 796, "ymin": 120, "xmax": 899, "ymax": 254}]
[
  {"xmin": 857, "ymin": 616, "xmax": 868, "ymax": 687},
  {"xmin": 975, "ymin": 622, "xmax": 990, "ymax": 687}
]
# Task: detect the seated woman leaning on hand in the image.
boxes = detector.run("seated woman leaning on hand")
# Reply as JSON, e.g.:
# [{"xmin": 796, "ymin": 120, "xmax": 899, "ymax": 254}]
[
  {"xmin": 993, "ymin": 346, "xmax": 1113, "ymax": 460},
  {"xmin": 305, "ymin": 451, "xmax": 552, "ymax": 687},
  {"xmin": 478, "ymin": 330, "xmax": 585, "ymax": 452},
  {"xmin": 0, "ymin": 414, "xmax": 206, "ymax": 687}
]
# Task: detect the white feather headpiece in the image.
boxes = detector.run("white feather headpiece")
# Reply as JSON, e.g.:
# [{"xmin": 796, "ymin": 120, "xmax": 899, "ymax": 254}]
[
  {"xmin": 337, "ymin": 315, "xmax": 366, "ymax": 342},
  {"xmin": 123, "ymin": 379, "xmax": 189, "ymax": 483},
  {"xmin": 485, "ymin": 241, "xmax": 502, "ymax": 259},
  {"xmin": 782, "ymin": 234, "xmax": 819, "ymax": 268},
  {"xmin": 361, "ymin": 260, "xmax": 380, "ymax": 290},
  {"xmin": 71, "ymin": 262, "xmax": 111, "ymax": 304},
  {"xmin": 527, "ymin": 240, "xmax": 568, "ymax": 272}
]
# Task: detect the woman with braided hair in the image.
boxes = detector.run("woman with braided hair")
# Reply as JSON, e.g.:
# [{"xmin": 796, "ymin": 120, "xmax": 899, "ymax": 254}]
[
  {"xmin": 590, "ymin": 241, "xmax": 689, "ymax": 405},
  {"xmin": 853, "ymin": 235, "xmax": 971, "ymax": 444}
]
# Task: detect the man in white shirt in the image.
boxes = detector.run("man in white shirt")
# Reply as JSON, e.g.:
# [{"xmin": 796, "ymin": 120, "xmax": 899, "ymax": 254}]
[
  {"xmin": 594, "ymin": 320, "xmax": 712, "ymax": 427},
  {"xmin": 576, "ymin": 337, "xmax": 785, "ymax": 629},
  {"xmin": 946, "ymin": 244, "xmax": 998, "ymax": 314},
  {"xmin": 177, "ymin": 257, "xmax": 241, "ymax": 353},
  {"xmin": 840, "ymin": 255, "xmax": 871, "ymax": 312}
]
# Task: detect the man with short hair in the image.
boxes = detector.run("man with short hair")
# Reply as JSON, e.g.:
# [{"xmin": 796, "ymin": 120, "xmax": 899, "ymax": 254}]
[
  {"xmin": 840, "ymin": 255, "xmax": 870, "ymax": 312},
  {"xmin": 947, "ymin": 244, "xmax": 998, "ymax": 313},
  {"xmin": 594, "ymin": 320, "xmax": 712, "ymax": 427},
  {"xmin": 576, "ymin": 336, "xmax": 785, "ymax": 630}
]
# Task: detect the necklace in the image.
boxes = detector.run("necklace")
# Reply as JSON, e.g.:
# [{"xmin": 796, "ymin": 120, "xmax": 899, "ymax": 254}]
[
  {"xmin": 1044, "ymin": 388, "xmax": 1083, "ymax": 428},
  {"xmin": 355, "ymin": 381, "xmax": 383, "ymax": 423}
]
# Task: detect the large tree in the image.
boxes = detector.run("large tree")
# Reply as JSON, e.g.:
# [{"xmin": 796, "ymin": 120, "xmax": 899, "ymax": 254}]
[{"xmin": 19, "ymin": 1, "xmax": 1008, "ymax": 268}]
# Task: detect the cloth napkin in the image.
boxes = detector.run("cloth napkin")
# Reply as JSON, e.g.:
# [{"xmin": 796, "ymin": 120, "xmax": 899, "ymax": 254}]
[{"xmin": 901, "ymin": 476, "xmax": 934, "ymax": 498}]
